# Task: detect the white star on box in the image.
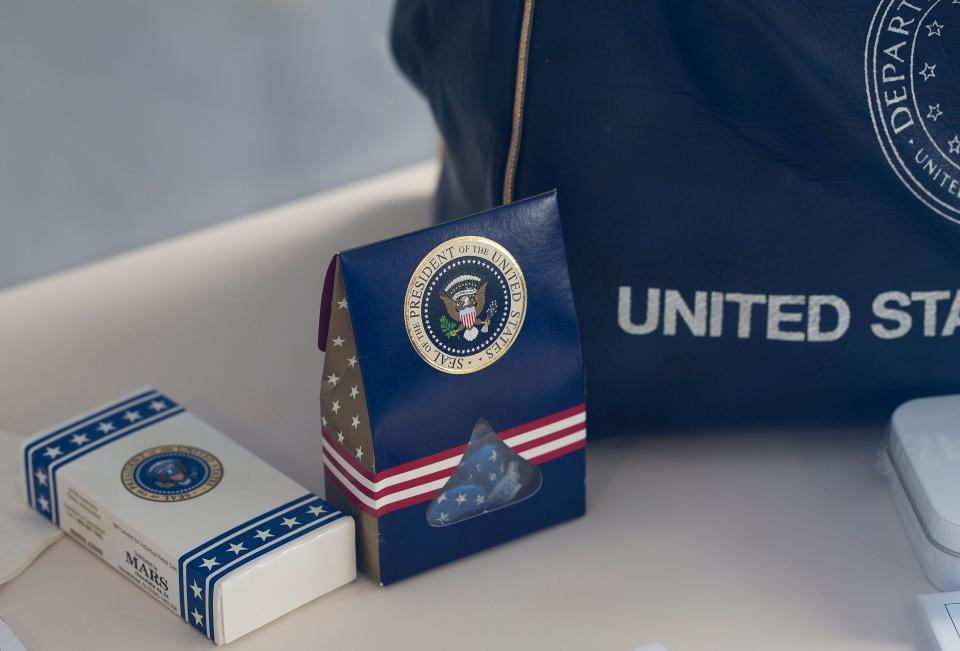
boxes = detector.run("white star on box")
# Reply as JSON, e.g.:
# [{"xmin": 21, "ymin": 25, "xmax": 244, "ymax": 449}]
[
  {"xmin": 337, "ymin": 298, "xmax": 348, "ymax": 310},
  {"xmin": 928, "ymin": 104, "xmax": 943, "ymax": 121},
  {"xmin": 332, "ymin": 336, "xmax": 345, "ymax": 348},
  {"xmin": 191, "ymin": 608, "xmax": 204, "ymax": 626},
  {"xmin": 337, "ymin": 430, "xmax": 345, "ymax": 444},
  {"xmin": 920, "ymin": 62, "xmax": 937, "ymax": 81},
  {"xmin": 349, "ymin": 386, "xmax": 360, "ymax": 399},
  {"xmin": 35, "ymin": 469, "xmax": 48, "ymax": 486},
  {"xmin": 331, "ymin": 400, "xmax": 341, "ymax": 415},
  {"xmin": 149, "ymin": 400, "xmax": 167, "ymax": 412},
  {"xmin": 190, "ymin": 581, "xmax": 203, "ymax": 599},
  {"xmin": 307, "ymin": 505, "xmax": 326, "ymax": 517},
  {"xmin": 70, "ymin": 433, "xmax": 89, "ymax": 446},
  {"xmin": 438, "ymin": 512, "xmax": 450, "ymax": 523},
  {"xmin": 351, "ymin": 415, "xmax": 360, "ymax": 429},
  {"xmin": 227, "ymin": 542, "xmax": 246, "ymax": 555},
  {"xmin": 475, "ymin": 494, "xmax": 485, "ymax": 505},
  {"xmin": 355, "ymin": 446, "xmax": 364, "ymax": 461},
  {"xmin": 326, "ymin": 373, "xmax": 340, "ymax": 387},
  {"xmin": 254, "ymin": 529, "xmax": 273, "ymax": 541},
  {"xmin": 37, "ymin": 495, "xmax": 50, "ymax": 511},
  {"xmin": 436, "ymin": 493, "xmax": 447, "ymax": 503},
  {"xmin": 488, "ymin": 472, "xmax": 498, "ymax": 481},
  {"xmin": 347, "ymin": 356, "xmax": 358, "ymax": 369},
  {"xmin": 949, "ymin": 135, "xmax": 960, "ymax": 155},
  {"xmin": 281, "ymin": 517, "xmax": 299, "ymax": 529},
  {"xmin": 123, "ymin": 410, "xmax": 141, "ymax": 423},
  {"xmin": 97, "ymin": 421, "xmax": 115, "ymax": 434},
  {"xmin": 199, "ymin": 557, "xmax": 219, "ymax": 570},
  {"xmin": 43, "ymin": 446, "xmax": 62, "ymax": 459},
  {"xmin": 927, "ymin": 20, "xmax": 944, "ymax": 37},
  {"xmin": 455, "ymin": 493, "xmax": 467, "ymax": 505},
  {"xmin": 321, "ymin": 415, "xmax": 328, "ymax": 428}
]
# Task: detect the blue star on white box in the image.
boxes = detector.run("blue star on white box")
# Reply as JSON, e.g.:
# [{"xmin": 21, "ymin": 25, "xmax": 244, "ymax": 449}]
[{"xmin": 21, "ymin": 388, "xmax": 356, "ymax": 645}]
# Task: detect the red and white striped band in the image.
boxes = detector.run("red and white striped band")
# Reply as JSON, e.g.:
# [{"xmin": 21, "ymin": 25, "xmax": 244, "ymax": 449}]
[{"xmin": 322, "ymin": 404, "xmax": 586, "ymax": 517}]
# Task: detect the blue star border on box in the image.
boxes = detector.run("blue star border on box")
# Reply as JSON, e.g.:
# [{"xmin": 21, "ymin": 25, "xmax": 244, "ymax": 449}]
[
  {"xmin": 22, "ymin": 387, "xmax": 345, "ymax": 643},
  {"xmin": 178, "ymin": 494, "xmax": 343, "ymax": 642},
  {"xmin": 23, "ymin": 388, "xmax": 185, "ymax": 525}
]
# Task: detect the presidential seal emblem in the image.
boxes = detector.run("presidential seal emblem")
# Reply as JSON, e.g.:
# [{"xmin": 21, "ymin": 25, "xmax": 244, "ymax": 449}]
[
  {"xmin": 404, "ymin": 236, "xmax": 527, "ymax": 374},
  {"xmin": 867, "ymin": 0, "xmax": 960, "ymax": 223},
  {"xmin": 121, "ymin": 445, "xmax": 223, "ymax": 502}
]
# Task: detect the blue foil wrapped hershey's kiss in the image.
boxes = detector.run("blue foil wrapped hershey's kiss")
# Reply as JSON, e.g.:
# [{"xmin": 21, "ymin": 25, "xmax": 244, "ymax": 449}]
[{"xmin": 425, "ymin": 418, "xmax": 542, "ymax": 527}]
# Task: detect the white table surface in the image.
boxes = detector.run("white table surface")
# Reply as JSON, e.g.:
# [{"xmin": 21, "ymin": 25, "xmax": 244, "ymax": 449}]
[{"xmin": 0, "ymin": 161, "xmax": 937, "ymax": 651}]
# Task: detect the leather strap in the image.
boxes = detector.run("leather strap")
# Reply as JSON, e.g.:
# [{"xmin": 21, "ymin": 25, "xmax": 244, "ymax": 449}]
[{"xmin": 502, "ymin": 0, "xmax": 535, "ymax": 204}]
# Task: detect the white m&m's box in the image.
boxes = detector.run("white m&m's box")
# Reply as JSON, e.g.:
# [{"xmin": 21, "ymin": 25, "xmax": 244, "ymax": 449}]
[{"xmin": 21, "ymin": 388, "xmax": 355, "ymax": 645}]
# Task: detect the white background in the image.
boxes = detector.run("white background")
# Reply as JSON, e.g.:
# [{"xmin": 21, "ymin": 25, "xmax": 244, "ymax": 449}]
[{"xmin": 0, "ymin": 0, "xmax": 435, "ymax": 288}]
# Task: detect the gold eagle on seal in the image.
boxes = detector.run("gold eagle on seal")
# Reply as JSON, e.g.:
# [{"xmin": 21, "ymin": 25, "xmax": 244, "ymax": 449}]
[{"xmin": 439, "ymin": 277, "xmax": 491, "ymax": 342}]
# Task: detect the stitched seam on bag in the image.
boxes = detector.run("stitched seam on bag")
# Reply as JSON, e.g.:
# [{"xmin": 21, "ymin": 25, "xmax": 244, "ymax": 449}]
[{"xmin": 502, "ymin": 0, "xmax": 535, "ymax": 205}]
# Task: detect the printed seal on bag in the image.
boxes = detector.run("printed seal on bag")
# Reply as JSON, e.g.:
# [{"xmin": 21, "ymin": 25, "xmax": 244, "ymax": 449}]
[
  {"xmin": 122, "ymin": 445, "xmax": 223, "ymax": 502},
  {"xmin": 867, "ymin": 0, "xmax": 960, "ymax": 224},
  {"xmin": 404, "ymin": 236, "xmax": 527, "ymax": 374}
]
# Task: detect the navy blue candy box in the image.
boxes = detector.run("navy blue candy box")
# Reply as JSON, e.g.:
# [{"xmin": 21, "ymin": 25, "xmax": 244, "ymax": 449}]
[{"xmin": 317, "ymin": 191, "xmax": 586, "ymax": 585}]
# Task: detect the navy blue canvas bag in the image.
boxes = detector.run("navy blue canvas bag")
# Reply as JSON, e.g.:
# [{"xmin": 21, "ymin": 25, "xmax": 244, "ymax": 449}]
[{"xmin": 391, "ymin": 1, "xmax": 960, "ymax": 436}]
